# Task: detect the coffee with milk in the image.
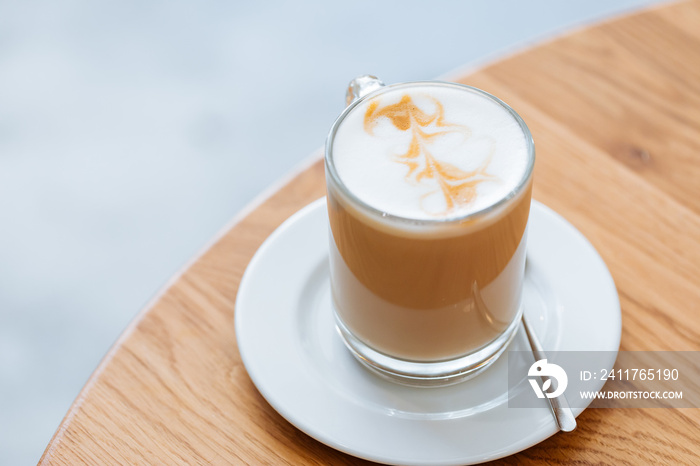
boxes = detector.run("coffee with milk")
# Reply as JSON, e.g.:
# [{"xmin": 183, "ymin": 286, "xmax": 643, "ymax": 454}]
[{"xmin": 325, "ymin": 79, "xmax": 533, "ymax": 383}]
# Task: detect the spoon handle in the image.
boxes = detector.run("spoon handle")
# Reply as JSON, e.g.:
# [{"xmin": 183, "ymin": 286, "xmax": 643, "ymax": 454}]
[{"xmin": 522, "ymin": 314, "xmax": 577, "ymax": 432}]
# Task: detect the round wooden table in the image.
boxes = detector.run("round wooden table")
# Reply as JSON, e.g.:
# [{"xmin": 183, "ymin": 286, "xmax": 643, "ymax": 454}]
[{"xmin": 41, "ymin": 1, "xmax": 700, "ymax": 464}]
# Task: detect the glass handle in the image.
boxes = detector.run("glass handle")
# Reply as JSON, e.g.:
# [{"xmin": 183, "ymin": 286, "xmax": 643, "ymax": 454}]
[{"xmin": 345, "ymin": 75, "xmax": 385, "ymax": 107}]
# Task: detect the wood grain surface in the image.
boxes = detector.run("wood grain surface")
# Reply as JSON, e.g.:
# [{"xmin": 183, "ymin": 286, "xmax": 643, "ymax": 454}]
[{"xmin": 41, "ymin": 1, "xmax": 700, "ymax": 464}]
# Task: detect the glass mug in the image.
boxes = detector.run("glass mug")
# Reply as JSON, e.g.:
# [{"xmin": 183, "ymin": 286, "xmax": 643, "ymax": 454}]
[{"xmin": 325, "ymin": 76, "xmax": 535, "ymax": 386}]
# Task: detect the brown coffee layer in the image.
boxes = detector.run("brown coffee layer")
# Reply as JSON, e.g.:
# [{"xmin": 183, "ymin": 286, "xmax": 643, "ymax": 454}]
[{"xmin": 327, "ymin": 180, "xmax": 532, "ymax": 310}]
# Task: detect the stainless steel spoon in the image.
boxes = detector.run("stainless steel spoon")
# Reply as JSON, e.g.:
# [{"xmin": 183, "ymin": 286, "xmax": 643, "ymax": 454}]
[{"xmin": 521, "ymin": 313, "xmax": 577, "ymax": 432}]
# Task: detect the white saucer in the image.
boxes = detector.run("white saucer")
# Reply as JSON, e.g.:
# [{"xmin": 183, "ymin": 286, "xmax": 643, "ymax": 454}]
[{"xmin": 235, "ymin": 199, "xmax": 620, "ymax": 465}]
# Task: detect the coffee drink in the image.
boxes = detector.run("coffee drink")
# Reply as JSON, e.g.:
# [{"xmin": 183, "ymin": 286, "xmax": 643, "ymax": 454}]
[{"xmin": 325, "ymin": 79, "xmax": 534, "ymax": 383}]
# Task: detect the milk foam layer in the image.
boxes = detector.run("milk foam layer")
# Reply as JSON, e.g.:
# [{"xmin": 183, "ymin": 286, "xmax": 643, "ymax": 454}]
[{"xmin": 332, "ymin": 84, "xmax": 530, "ymax": 220}]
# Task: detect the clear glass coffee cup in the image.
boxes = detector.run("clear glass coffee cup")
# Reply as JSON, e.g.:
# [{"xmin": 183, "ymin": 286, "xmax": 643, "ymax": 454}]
[{"xmin": 325, "ymin": 76, "xmax": 535, "ymax": 386}]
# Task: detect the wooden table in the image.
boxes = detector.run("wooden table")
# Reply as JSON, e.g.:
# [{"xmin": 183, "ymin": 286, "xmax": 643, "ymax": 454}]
[{"xmin": 41, "ymin": 1, "xmax": 700, "ymax": 464}]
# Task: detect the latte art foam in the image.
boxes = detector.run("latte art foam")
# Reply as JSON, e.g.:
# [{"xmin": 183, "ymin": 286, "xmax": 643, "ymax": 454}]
[{"xmin": 332, "ymin": 85, "xmax": 529, "ymax": 220}]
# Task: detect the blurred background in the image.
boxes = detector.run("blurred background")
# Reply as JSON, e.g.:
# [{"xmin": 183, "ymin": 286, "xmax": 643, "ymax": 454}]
[{"xmin": 0, "ymin": 0, "xmax": 663, "ymax": 463}]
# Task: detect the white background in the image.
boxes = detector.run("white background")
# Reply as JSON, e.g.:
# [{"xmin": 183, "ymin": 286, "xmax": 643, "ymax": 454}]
[{"xmin": 0, "ymin": 1, "xmax": 661, "ymax": 463}]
